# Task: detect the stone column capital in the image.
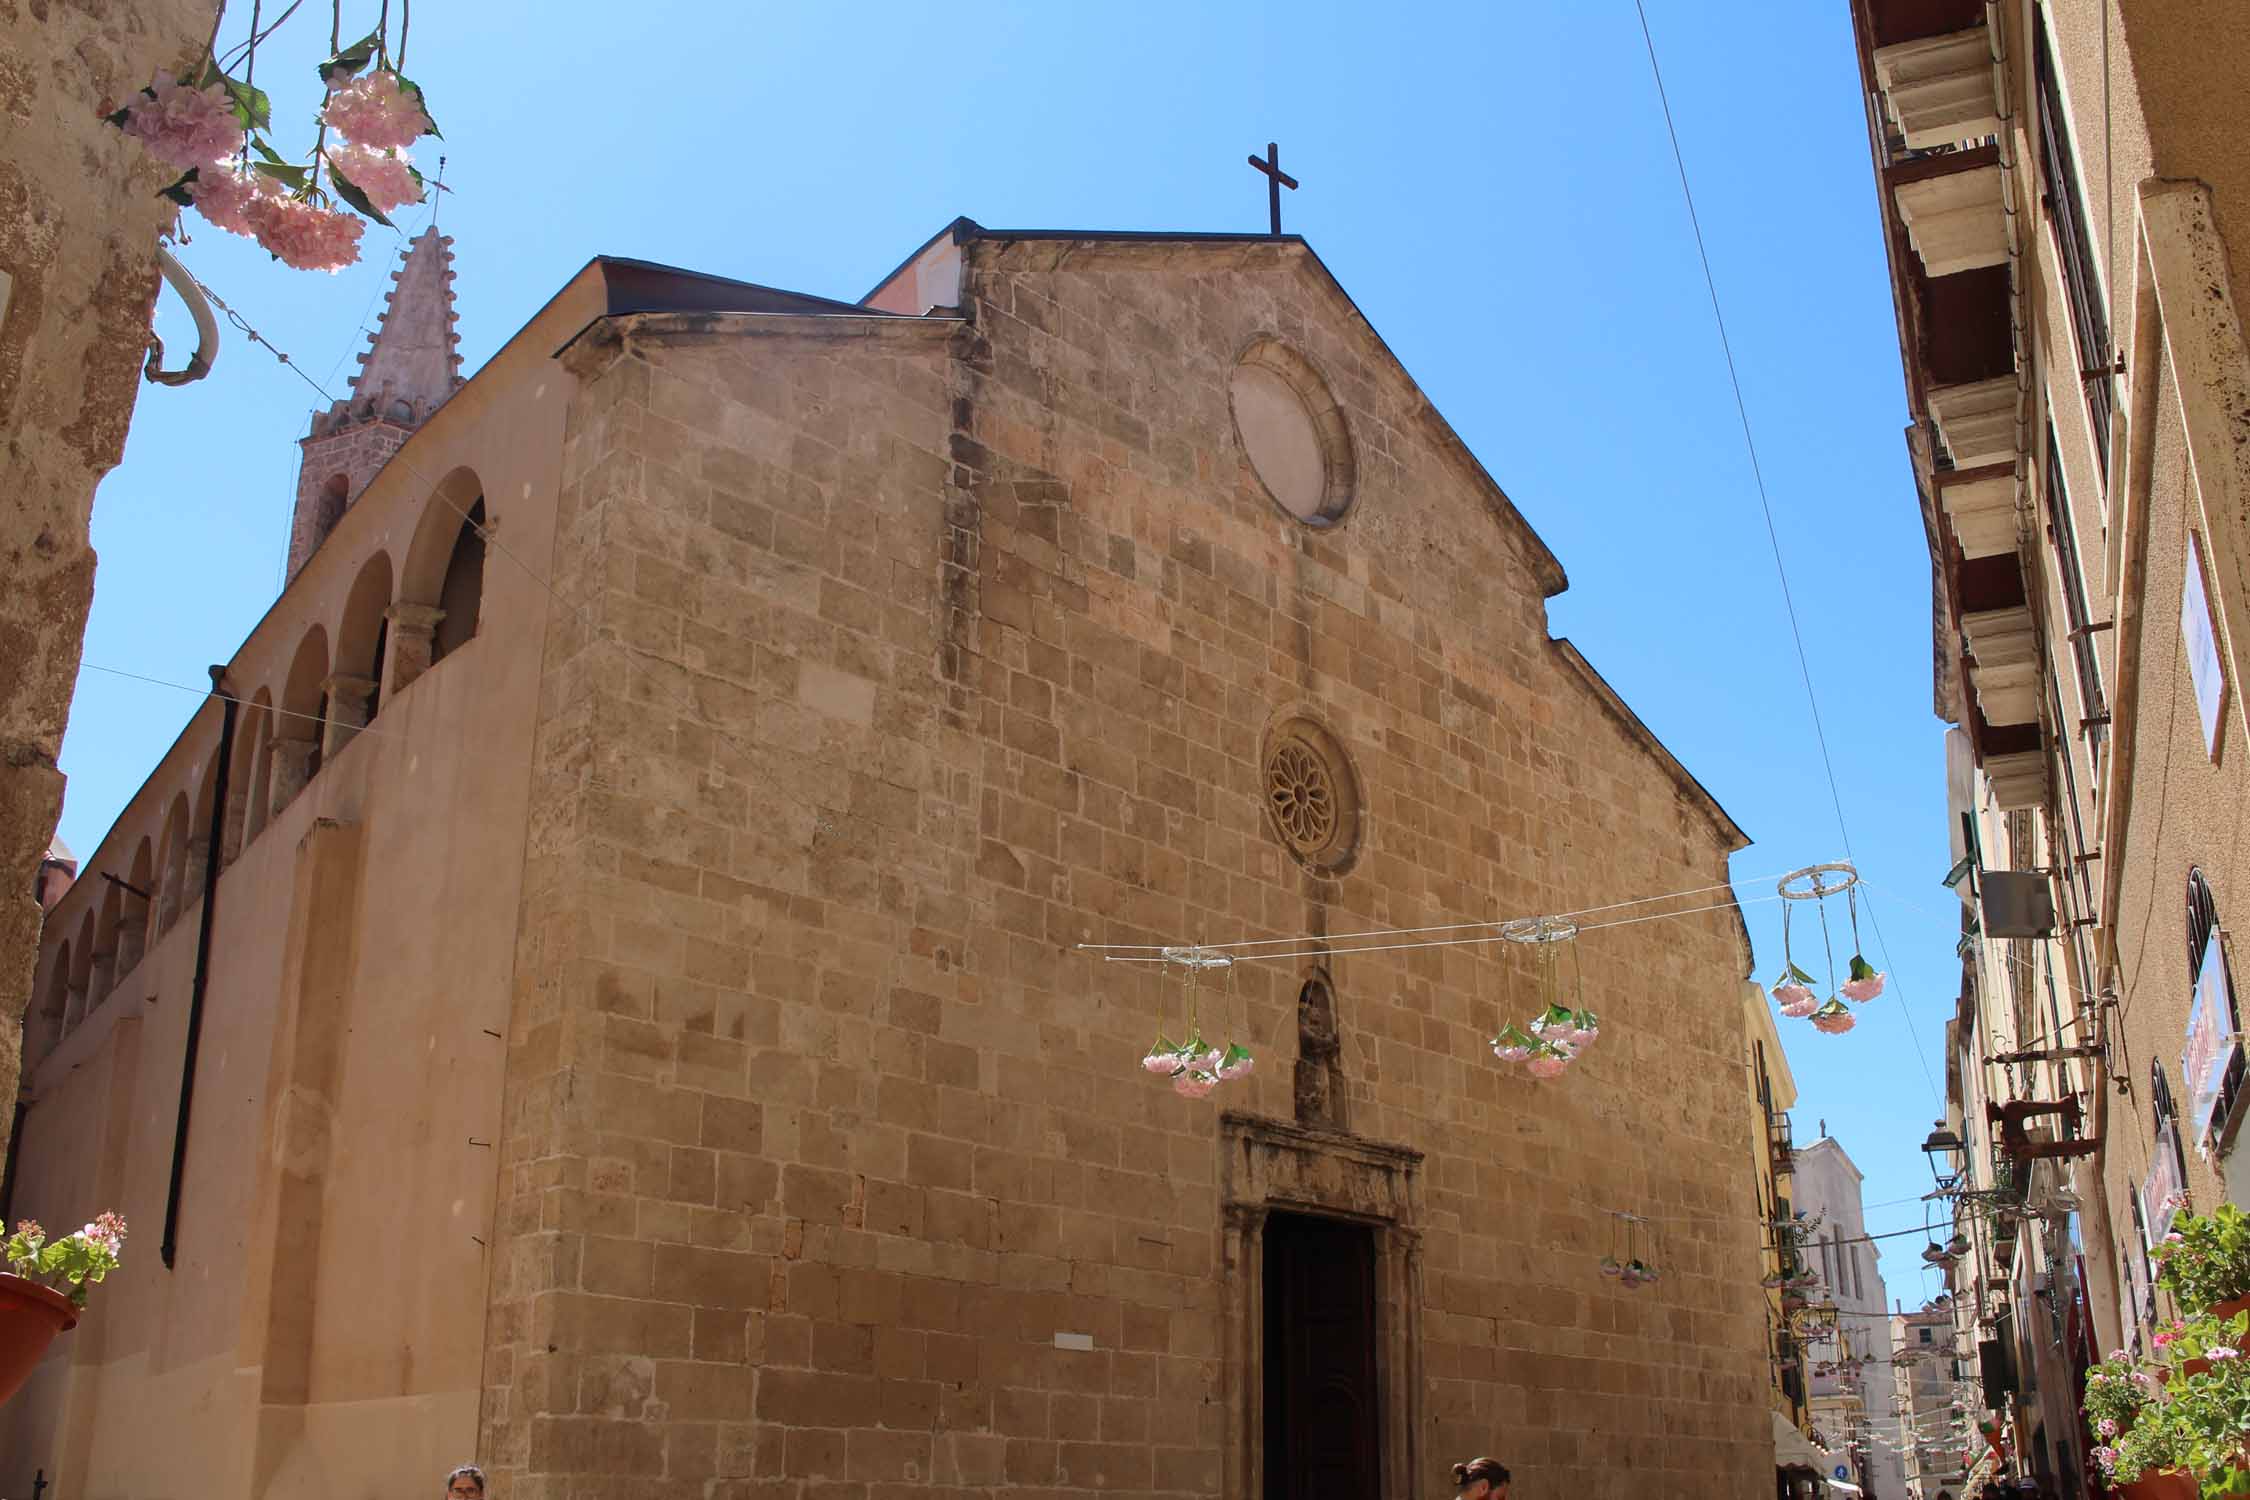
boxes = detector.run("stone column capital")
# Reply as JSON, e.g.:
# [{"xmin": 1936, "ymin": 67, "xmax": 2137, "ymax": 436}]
[
  {"xmin": 385, "ymin": 602, "xmax": 447, "ymax": 633},
  {"xmin": 323, "ymin": 673, "xmax": 377, "ymax": 708}
]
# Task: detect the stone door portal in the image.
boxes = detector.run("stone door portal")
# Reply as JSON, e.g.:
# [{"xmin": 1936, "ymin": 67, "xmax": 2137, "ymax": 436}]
[
  {"xmin": 1220, "ymin": 1112, "xmax": 1421, "ymax": 1500},
  {"xmin": 1263, "ymin": 1212, "xmax": 1381, "ymax": 1500}
]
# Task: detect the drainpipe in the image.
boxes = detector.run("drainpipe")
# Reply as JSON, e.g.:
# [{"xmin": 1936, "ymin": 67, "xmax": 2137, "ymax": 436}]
[{"xmin": 160, "ymin": 666, "xmax": 236, "ymax": 1268}]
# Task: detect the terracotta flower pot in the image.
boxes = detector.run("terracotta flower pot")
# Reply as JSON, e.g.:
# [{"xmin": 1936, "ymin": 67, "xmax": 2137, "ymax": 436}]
[
  {"xmin": 2115, "ymin": 1470, "xmax": 2198, "ymax": 1500},
  {"xmin": 0, "ymin": 1273, "xmax": 78, "ymax": 1405},
  {"xmin": 2212, "ymin": 1294, "xmax": 2250, "ymax": 1351}
]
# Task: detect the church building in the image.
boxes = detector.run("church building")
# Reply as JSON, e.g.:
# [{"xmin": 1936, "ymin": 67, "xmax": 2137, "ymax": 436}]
[{"xmin": 6, "ymin": 216, "xmax": 1773, "ymax": 1497}]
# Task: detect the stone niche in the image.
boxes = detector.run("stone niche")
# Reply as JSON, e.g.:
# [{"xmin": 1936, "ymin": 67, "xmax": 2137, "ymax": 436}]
[{"xmin": 1218, "ymin": 1111, "xmax": 1423, "ymax": 1500}]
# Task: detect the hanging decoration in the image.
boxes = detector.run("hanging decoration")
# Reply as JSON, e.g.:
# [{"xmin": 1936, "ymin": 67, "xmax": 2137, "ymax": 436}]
[
  {"xmin": 1599, "ymin": 1211, "xmax": 1660, "ymax": 1288},
  {"xmin": 1139, "ymin": 947, "xmax": 1255, "ymax": 1099},
  {"xmin": 1490, "ymin": 917, "xmax": 1598, "ymax": 1081},
  {"xmin": 104, "ymin": 2, "xmax": 441, "ymax": 272},
  {"xmin": 1772, "ymin": 863, "xmax": 1875, "ymax": 1035}
]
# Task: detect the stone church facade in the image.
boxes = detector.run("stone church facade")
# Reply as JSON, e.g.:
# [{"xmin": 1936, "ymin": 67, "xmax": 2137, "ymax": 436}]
[{"xmin": 8, "ymin": 218, "xmax": 1770, "ymax": 1498}]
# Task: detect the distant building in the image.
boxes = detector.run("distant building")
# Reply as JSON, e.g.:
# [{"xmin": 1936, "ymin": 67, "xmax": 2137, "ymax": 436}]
[{"xmin": 1793, "ymin": 1135, "xmax": 1906, "ymax": 1500}]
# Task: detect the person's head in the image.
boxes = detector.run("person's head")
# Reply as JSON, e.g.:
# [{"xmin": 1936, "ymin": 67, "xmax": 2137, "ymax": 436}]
[
  {"xmin": 1453, "ymin": 1457, "xmax": 1511, "ymax": 1500},
  {"xmin": 444, "ymin": 1467, "xmax": 486, "ymax": 1500}
]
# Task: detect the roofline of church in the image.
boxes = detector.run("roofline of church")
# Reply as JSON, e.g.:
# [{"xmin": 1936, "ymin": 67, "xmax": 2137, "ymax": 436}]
[
  {"xmin": 865, "ymin": 218, "xmax": 1573, "ymax": 599},
  {"xmin": 1550, "ymin": 638, "xmax": 1752, "ymax": 851}
]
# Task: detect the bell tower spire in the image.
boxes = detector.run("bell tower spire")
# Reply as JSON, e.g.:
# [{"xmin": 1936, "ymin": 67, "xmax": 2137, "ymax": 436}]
[{"xmin": 286, "ymin": 225, "xmax": 464, "ymax": 581}]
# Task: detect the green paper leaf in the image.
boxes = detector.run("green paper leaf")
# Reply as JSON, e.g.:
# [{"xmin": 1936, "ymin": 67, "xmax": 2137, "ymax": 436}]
[
  {"xmin": 319, "ymin": 29, "xmax": 384, "ymax": 84},
  {"xmin": 393, "ymin": 72, "xmax": 442, "ymax": 138},
  {"xmin": 159, "ymin": 169, "xmax": 199, "ymax": 207},
  {"xmin": 1221, "ymin": 1043, "xmax": 1253, "ymax": 1067},
  {"xmin": 1848, "ymin": 954, "xmax": 1878, "ymax": 981},
  {"xmin": 219, "ymin": 75, "xmax": 271, "ymax": 131},
  {"xmin": 1785, "ymin": 963, "xmax": 1816, "ymax": 985},
  {"xmin": 325, "ymin": 157, "xmax": 395, "ymax": 227},
  {"xmin": 102, "ymin": 105, "xmax": 133, "ymax": 128}
]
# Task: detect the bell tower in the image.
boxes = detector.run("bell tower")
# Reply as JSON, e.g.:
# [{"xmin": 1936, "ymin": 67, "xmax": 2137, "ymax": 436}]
[{"xmin": 286, "ymin": 224, "xmax": 463, "ymax": 580}]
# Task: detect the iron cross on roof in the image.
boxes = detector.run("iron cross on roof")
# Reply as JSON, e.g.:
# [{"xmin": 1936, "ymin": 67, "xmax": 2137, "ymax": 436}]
[{"xmin": 1247, "ymin": 142, "xmax": 1298, "ymax": 236}]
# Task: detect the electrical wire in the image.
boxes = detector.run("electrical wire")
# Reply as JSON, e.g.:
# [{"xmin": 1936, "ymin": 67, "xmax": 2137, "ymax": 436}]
[
  {"xmin": 1629, "ymin": 2, "xmax": 1942, "ymax": 1106},
  {"xmin": 1080, "ymin": 868, "xmax": 1800, "ymax": 953},
  {"xmin": 1094, "ymin": 891, "xmax": 1786, "ymax": 967}
]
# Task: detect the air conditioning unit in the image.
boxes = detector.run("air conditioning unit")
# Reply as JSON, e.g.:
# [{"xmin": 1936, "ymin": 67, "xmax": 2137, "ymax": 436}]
[{"xmin": 1981, "ymin": 871, "xmax": 2056, "ymax": 939}]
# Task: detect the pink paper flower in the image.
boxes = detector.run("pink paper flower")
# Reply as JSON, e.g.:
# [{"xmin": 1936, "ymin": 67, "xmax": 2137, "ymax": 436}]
[
  {"xmin": 1525, "ymin": 1056, "xmax": 1572, "ymax": 1080},
  {"xmin": 187, "ymin": 165, "xmax": 276, "ymax": 237},
  {"xmin": 1809, "ymin": 1003, "xmax": 1857, "ymax": 1035},
  {"xmin": 320, "ymin": 70, "xmax": 434, "ymax": 151},
  {"xmin": 1142, "ymin": 1051, "xmax": 1178, "ymax": 1075},
  {"xmin": 1776, "ymin": 984, "xmax": 1818, "ymax": 1018},
  {"xmin": 120, "ymin": 71, "xmax": 245, "ymax": 172},
  {"xmin": 1172, "ymin": 1072, "xmax": 1217, "ymax": 1099},
  {"xmin": 1218, "ymin": 1053, "xmax": 1255, "ymax": 1081},
  {"xmin": 1491, "ymin": 1042, "xmax": 1532, "ymax": 1062},
  {"xmin": 328, "ymin": 143, "xmax": 422, "ymax": 213},
  {"xmin": 1839, "ymin": 974, "xmax": 1886, "ymax": 1003},
  {"xmin": 248, "ymin": 196, "xmax": 364, "ymax": 271}
]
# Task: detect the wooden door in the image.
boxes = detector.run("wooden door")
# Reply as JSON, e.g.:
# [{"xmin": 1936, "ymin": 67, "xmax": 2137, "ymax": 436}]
[{"xmin": 1264, "ymin": 1212, "xmax": 1381, "ymax": 1500}]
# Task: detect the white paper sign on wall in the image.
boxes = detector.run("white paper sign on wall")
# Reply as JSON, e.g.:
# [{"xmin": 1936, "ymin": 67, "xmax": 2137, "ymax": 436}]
[{"xmin": 2184, "ymin": 528, "xmax": 2228, "ymax": 760}]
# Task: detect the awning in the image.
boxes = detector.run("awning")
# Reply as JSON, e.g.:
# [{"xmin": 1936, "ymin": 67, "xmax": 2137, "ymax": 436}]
[
  {"xmin": 1772, "ymin": 1410, "xmax": 1832, "ymax": 1472},
  {"xmin": 1824, "ymin": 1483, "xmax": 1863, "ymax": 1497}
]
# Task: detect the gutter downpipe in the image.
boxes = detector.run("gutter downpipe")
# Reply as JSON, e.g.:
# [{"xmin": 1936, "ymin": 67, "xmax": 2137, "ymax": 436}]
[{"xmin": 160, "ymin": 666, "xmax": 237, "ymax": 1269}]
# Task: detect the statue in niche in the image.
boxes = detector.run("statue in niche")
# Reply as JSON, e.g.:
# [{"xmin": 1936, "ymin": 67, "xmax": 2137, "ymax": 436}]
[{"xmin": 1294, "ymin": 970, "xmax": 1345, "ymax": 1128}]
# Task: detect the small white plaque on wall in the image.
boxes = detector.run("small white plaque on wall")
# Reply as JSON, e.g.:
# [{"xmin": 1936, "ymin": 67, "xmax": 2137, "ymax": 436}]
[
  {"xmin": 1053, "ymin": 1332, "xmax": 1094, "ymax": 1352},
  {"xmin": 2184, "ymin": 528, "xmax": 2229, "ymax": 760}
]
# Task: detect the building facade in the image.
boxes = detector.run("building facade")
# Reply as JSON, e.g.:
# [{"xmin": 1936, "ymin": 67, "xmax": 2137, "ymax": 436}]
[
  {"xmin": 1747, "ymin": 984, "xmax": 1826, "ymax": 1498},
  {"xmin": 4, "ymin": 219, "xmax": 1778, "ymax": 1498},
  {"xmin": 1846, "ymin": 0, "xmax": 2250, "ymax": 1490},
  {"xmin": 1889, "ymin": 1298, "xmax": 1969, "ymax": 1500},
  {"xmin": 0, "ymin": 0, "xmax": 216, "ymax": 1168},
  {"xmin": 1793, "ymin": 1135, "xmax": 1906, "ymax": 1500}
]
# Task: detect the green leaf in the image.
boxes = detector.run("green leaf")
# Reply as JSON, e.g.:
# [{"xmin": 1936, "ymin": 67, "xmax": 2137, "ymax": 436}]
[
  {"xmin": 252, "ymin": 160, "xmax": 311, "ymax": 190},
  {"xmin": 319, "ymin": 29, "xmax": 384, "ymax": 84},
  {"xmin": 324, "ymin": 157, "xmax": 395, "ymax": 227},
  {"xmin": 218, "ymin": 75, "xmax": 271, "ymax": 132},
  {"xmin": 159, "ymin": 169, "xmax": 199, "ymax": 207},
  {"xmin": 249, "ymin": 134, "xmax": 290, "ymax": 167},
  {"xmin": 393, "ymin": 72, "xmax": 442, "ymax": 139}
]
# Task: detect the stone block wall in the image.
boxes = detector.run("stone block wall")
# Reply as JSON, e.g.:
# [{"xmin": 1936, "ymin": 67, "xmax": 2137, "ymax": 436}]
[
  {"xmin": 290, "ymin": 419, "xmax": 412, "ymax": 579},
  {"xmin": 0, "ymin": 0, "xmax": 214, "ymax": 1160},
  {"xmin": 483, "ymin": 240, "xmax": 1768, "ymax": 1499}
]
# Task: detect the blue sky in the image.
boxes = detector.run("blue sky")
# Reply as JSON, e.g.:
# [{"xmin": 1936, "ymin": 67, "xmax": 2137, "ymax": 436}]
[{"xmin": 74, "ymin": 0, "xmax": 1958, "ymax": 1296}]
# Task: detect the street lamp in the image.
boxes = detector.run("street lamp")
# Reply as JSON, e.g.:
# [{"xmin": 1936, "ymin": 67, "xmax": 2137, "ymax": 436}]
[{"xmin": 1922, "ymin": 1121, "xmax": 1967, "ymax": 1195}]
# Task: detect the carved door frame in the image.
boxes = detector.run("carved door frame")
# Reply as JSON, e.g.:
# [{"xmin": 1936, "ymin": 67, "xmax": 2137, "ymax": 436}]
[{"xmin": 1219, "ymin": 1111, "xmax": 1423, "ymax": 1500}]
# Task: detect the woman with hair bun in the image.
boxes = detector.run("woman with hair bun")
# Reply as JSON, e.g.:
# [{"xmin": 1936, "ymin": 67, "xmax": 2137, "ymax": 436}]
[{"xmin": 1452, "ymin": 1456, "xmax": 1511, "ymax": 1499}]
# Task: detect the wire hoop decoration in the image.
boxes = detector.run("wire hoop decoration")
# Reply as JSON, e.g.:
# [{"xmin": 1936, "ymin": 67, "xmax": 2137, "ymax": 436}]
[
  {"xmin": 1777, "ymin": 862, "xmax": 1860, "ymax": 902},
  {"xmin": 1499, "ymin": 915, "xmax": 1579, "ymax": 944},
  {"xmin": 1159, "ymin": 945, "xmax": 1237, "ymax": 972}
]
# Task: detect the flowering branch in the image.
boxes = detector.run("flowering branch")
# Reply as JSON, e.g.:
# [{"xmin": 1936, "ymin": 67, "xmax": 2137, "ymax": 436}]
[{"xmin": 102, "ymin": 10, "xmax": 440, "ymax": 272}]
